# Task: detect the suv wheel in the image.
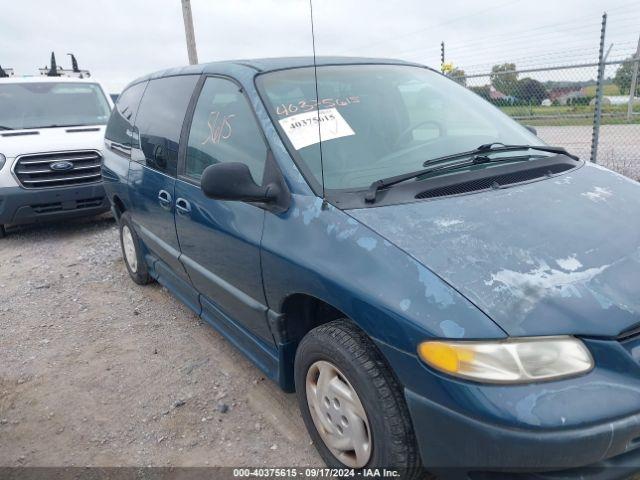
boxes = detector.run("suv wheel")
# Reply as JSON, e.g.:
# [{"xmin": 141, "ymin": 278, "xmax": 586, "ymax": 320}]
[
  {"xmin": 119, "ymin": 212, "xmax": 152, "ymax": 285},
  {"xmin": 295, "ymin": 320, "xmax": 422, "ymax": 475}
]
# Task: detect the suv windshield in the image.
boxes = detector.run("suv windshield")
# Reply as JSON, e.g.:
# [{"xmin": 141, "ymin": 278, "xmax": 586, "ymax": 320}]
[
  {"xmin": 258, "ymin": 64, "xmax": 544, "ymax": 191},
  {"xmin": 0, "ymin": 82, "xmax": 111, "ymax": 130}
]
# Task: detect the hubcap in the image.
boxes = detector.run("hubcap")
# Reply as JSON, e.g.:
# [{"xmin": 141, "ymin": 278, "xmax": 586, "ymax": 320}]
[
  {"xmin": 305, "ymin": 360, "xmax": 372, "ymax": 468},
  {"xmin": 122, "ymin": 225, "xmax": 138, "ymax": 273}
]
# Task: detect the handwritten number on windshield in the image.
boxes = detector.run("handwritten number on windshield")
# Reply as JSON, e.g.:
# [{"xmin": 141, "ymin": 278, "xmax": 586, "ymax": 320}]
[{"xmin": 276, "ymin": 96, "xmax": 360, "ymax": 116}]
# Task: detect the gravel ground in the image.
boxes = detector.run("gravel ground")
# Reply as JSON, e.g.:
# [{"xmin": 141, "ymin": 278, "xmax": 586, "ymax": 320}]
[{"xmin": 0, "ymin": 215, "xmax": 321, "ymax": 467}]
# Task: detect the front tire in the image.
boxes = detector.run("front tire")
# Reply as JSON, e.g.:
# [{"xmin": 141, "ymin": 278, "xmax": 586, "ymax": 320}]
[
  {"xmin": 295, "ymin": 320, "xmax": 422, "ymax": 475},
  {"xmin": 119, "ymin": 212, "xmax": 152, "ymax": 285}
]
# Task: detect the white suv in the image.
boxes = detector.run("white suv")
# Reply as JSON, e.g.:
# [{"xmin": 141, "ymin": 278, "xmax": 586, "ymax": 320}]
[{"xmin": 0, "ymin": 76, "xmax": 114, "ymax": 237}]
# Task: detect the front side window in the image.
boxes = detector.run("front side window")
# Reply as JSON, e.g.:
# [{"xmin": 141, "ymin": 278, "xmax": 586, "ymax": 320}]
[
  {"xmin": 134, "ymin": 75, "xmax": 199, "ymax": 176},
  {"xmin": 185, "ymin": 77, "xmax": 267, "ymax": 184},
  {"xmin": 0, "ymin": 82, "xmax": 111, "ymax": 130},
  {"xmin": 257, "ymin": 64, "xmax": 542, "ymax": 191}
]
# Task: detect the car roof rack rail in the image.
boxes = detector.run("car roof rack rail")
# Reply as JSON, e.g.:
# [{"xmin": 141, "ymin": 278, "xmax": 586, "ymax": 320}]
[
  {"xmin": 38, "ymin": 52, "xmax": 91, "ymax": 78},
  {"xmin": 0, "ymin": 65, "xmax": 15, "ymax": 77}
]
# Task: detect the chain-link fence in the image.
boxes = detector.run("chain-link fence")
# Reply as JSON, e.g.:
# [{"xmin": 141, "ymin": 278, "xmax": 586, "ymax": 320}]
[
  {"xmin": 595, "ymin": 57, "xmax": 640, "ymax": 179},
  {"xmin": 445, "ymin": 15, "xmax": 640, "ymax": 181}
]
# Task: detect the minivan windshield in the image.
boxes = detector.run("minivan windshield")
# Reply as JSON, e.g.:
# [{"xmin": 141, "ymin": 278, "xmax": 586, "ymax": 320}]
[
  {"xmin": 258, "ymin": 64, "xmax": 544, "ymax": 191},
  {"xmin": 0, "ymin": 82, "xmax": 111, "ymax": 130}
]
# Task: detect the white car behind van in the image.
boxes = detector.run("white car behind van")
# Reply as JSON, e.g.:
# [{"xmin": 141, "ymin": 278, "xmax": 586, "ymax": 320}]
[{"xmin": 0, "ymin": 76, "xmax": 113, "ymax": 237}]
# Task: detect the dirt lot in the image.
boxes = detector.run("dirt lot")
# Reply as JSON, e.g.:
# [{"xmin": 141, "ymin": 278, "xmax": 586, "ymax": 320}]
[{"xmin": 0, "ymin": 215, "xmax": 321, "ymax": 467}]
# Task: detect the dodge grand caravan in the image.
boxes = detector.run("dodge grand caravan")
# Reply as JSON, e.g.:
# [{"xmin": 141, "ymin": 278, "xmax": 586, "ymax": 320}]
[
  {"xmin": 102, "ymin": 57, "xmax": 640, "ymax": 478},
  {"xmin": 0, "ymin": 76, "xmax": 113, "ymax": 237}
]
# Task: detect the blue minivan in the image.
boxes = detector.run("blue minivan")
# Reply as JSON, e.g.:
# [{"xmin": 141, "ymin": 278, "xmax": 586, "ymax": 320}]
[{"xmin": 102, "ymin": 57, "xmax": 640, "ymax": 478}]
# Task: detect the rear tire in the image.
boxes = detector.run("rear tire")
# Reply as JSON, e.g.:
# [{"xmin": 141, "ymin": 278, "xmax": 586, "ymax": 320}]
[
  {"xmin": 119, "ymin": 212, "xmax": 152, "ymax": 285},
  {"xmin": 295, "ymin": 320, "xmax": 423, "ymax": 477}
]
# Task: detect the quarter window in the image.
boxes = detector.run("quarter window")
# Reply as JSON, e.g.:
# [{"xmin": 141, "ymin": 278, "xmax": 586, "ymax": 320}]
[
  {"xmin": 134, "ymin": 75, "xmax": 199, "ymax": 176},
  {"xmin": 105, "ymin": 81, "xmax": 147, "ymax": 151},
  {"xmin": 185, "ymin": 77, "xmax": 267, "ymax": 184}
]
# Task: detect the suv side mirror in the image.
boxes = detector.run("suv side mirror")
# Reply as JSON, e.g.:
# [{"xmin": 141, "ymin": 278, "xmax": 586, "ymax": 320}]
[{"xmin": 201, "ymin": 162, "xmax": 278, "ymax": 203}]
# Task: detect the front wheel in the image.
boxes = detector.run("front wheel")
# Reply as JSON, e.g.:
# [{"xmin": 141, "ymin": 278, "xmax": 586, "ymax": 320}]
[{"xmin": 295, "ymin": 320, "xmax": 423, "ymax": 475}]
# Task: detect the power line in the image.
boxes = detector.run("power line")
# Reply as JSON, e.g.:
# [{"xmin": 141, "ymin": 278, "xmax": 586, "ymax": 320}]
[
  {"xmin": 439, "ymin": 7, "xmax": 640, "ymax": 54},
  {"xmin": 390, "ymin": 20, "xmax": 606, "ymax": 61},
  {"xmin": 336, "ymin": 0, "xmax": 525, "ymax": 54}
]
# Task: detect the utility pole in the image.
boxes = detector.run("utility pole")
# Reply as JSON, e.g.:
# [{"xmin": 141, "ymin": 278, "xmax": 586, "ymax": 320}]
[
  {"xmin": 181, "ymin": 0, "xmax": 198, "ymax": 65},
  {"xmin": 627, "ymin": 35, "xmax": 640, "ymax": 121}
]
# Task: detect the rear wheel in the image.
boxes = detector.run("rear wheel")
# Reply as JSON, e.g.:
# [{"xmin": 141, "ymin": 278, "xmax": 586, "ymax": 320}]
[
  {"xmin": 295, "ymin": 320, "xmax": 423, "ymax": 476},
  {"xmin": 119, "ymin": 212, "xmax": 152, "ymax": 285}
]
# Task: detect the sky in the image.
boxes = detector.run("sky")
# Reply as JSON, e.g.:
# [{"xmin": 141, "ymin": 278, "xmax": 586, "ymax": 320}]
[{"xmin": 1, "ymin": 0, "xmax": 639, "ymax": 92}]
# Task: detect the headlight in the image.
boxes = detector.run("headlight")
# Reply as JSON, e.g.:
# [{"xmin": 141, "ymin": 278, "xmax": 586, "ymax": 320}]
[
  {"xmin": 418, "ymin": 336, "xmax": 593, "ymax": 383},
  {"xmin": 0, "ymin": 153, "xmax": 5, "ymax": 170}
]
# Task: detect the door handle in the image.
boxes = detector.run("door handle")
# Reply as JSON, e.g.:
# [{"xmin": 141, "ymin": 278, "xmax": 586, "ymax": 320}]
[
  {"xmin": 175, "ymin": 197, "xmax": 191, "ymax": 215},
  {"xmin": 157, "ymin": 190, "xmax": 172, "ymax": 208}
]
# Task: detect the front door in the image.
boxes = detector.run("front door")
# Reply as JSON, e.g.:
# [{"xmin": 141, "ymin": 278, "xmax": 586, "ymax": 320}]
[{"xmin": 175, "ymin": 76, "xmax": 273, "ymax": 344}]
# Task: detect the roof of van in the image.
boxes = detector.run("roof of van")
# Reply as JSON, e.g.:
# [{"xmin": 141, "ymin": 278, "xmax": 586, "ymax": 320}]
[
  {"xmin": 128, "ymin": 56, "xmax": 424, "ymax": 86},
  {"xmin": 0, "ymin": 76, "xmax": 102, "ymax": 84},
  {"xmin": 227, "ymin": 56, "xmax": 420, "ymax": 71}
]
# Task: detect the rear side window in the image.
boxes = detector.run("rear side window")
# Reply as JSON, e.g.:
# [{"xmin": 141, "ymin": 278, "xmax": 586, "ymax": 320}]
[
  {"xmin": 105, "ymin": 81, "xmax": 147, "ymax": 151},
  {"xmin": 134, "ymin": 75, "xmax": 198, "ymax": 176},
  {"xmin": 184, "ymin": 77, "xmax": 267, "ymax": 184}
]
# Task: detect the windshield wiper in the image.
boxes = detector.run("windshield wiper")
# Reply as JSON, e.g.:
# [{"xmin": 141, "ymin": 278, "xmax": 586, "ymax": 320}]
[
  {"xmin": 38, "ymin": 124, "xmax": 92, "ymax": 129},
  {"xmin": 364, "ymin": 143, "xmax": 577, "ymax": 203},
  {"xmin": 0, "ymin": 126, "xmax": 13, "ymax": 130},
  {"xmin": 422, "ymin": 143, "xmax": 577, "ymax": 167}
]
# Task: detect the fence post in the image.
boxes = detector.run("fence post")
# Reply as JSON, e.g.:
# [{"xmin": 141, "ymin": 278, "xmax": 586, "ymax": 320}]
[
  {"xmin": 590, "ymin": 12, "xmax": 607, "ymax": 163},
  {"xmin": 627, "ymin": 35, "xmax": 640, "ymax": 122}
]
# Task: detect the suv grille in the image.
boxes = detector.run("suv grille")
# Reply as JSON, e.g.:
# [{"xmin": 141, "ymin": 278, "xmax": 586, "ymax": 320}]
[{"xmin": 14, "ymin": 150, "xmax": 102, "ymax": 189}]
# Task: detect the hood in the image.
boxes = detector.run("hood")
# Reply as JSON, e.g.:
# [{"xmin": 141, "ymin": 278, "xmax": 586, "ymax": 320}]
[
  {"xmin": 350, "ymin": 162, "xmax": 640, "ymax": 338},
  {"xmin": 0, "ymin": 125, "xmax": 106, "ymax": 158}
]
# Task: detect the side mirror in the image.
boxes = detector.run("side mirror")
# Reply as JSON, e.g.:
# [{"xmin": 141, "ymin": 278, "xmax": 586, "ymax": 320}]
[
  {"xmin": 201, "ymin": 162, "xmax": 278, "ymax": 203},
  {"xmin": 524, "ymin": 125, "xmax": 538, "ymax": 136}
]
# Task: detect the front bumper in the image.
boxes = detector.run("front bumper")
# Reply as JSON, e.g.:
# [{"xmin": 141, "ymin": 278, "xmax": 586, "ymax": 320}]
[
  {"xmin": 0, "ymin": 184, "xmax": 109, "ymax": 226},
  {"xmin": 406, "ymin": 388, "xmax": 640, "ymax": 478}
]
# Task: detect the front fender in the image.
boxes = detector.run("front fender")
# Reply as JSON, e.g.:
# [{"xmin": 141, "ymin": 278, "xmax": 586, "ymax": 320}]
[{"xmin": 261, "ymin": 194, "xmax": 506, "ymax": 356}]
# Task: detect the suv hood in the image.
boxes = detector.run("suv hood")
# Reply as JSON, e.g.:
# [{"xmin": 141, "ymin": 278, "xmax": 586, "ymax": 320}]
[
  {"xmin": 350, "ymin": 162, "xmax": 640, "ymax": 338},
  {"xmin": 0, "ymin": 126, "xmax": 105, "ymax": 158}
]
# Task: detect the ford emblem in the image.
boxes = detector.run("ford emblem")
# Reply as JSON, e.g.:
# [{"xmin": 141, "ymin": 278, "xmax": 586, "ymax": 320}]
[{"xmin": 50, "ymin": 161, "xmax": 74, "ymax": 171}]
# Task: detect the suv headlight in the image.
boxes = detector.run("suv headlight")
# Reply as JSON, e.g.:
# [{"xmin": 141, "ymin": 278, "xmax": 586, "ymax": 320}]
[
  {"xmin": 0, "ymin": 153, "xmax": 5, "ymax": 170},
  {"xmin": 418, "ymin": 336, "xmax": 593, "ymax": 383}
]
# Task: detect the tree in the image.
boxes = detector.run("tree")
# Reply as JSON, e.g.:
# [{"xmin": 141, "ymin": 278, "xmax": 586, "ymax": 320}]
[
  {"xmin": 442, "ymin": 63, "xmax": 467, "ymax": 86},
  {"xmin": 613, "ymin": 58, "xmax": 640, "ymax": 95},
  {"xmin": 490, "ymin": 63, "xmax": 518, "ymax": 96},
  {"xmin": 516, "ymin": 78, "xmax": 547, "ymax": 104}
]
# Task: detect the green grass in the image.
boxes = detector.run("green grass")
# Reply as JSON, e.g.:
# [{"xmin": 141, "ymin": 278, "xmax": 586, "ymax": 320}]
[
  {"xmin": 582, "ymin": 83, "xmax": 621, "ymax": 96},
  {"xmin": 500, "ymin": 104, "xmax": 640, "ymax": 126}
]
